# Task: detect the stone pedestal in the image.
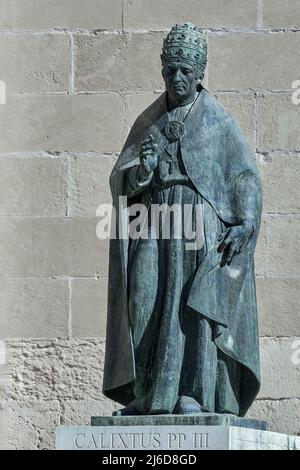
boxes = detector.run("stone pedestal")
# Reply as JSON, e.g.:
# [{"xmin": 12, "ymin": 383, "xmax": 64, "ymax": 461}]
[
  {"xmin": 56, "ymin": 414, "xmax": 300, "ymax": 450},
  {"xmin": 91, "ymin": 413, "xmax": 266, "ymax": 429}
]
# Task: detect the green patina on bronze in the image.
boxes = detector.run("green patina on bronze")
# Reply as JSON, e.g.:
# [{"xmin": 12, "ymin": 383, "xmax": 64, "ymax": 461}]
[{"xmin": 102, "ymin": 23, "xmax": 262, "ymax": 417}]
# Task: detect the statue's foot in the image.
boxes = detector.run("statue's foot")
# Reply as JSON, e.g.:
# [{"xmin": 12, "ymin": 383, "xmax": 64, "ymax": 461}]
[
  {"xmin": 148, "ymin": 409, "xmax": 171, "ymax": 415},
  {"xmin": 217, "ymin": 409, "xmax": 239, "ymax": 416},
  {"xmin": 174, "ymin": 396, "xmax": 206, "ymax": 415},
  {"xmin": 112, "ymin": 400, "xmax": 142, "ymax": 416},
  {"xmin": 112, "ymin": 407, "xmax": 140, "ymax": 416}
]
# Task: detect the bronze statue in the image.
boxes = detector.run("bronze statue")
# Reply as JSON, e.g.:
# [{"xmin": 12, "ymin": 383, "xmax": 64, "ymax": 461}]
[{"xmin": 102, "ymin": 23, "xmax": 262, "ymax": 417}]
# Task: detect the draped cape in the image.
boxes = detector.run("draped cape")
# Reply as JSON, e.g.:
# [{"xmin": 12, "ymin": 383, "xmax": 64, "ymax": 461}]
[{"xmin": 102, "ymin": 89, "xmax": 262, "ymax": 416}]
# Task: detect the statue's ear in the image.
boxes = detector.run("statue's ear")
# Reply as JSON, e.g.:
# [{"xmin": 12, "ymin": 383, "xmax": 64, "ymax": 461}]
[
  {"xmin": 196, "ymin": 80, "xmax": 203, "ymax": 92},
  {"xmin": 196, "ymin": 70, "xmax": 204, "ymax": 91}
]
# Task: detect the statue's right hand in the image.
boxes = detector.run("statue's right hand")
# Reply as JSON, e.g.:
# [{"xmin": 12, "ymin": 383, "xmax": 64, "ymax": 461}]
[{"xmin": 139, "ymin": 135, "xmax": 158, "ymax": 177}]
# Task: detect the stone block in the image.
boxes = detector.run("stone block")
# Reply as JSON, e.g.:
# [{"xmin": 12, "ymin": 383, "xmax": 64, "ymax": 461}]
[
  {"xmin": 0, "ymin": 0, "xmax": 122, "ymax": 30},
  {"xmin": 0, "ymin": 409, "xmax": 9, "ymax": 450},
  {"xmin": 5, "ymin": 401, "xmax": 60, "ymax": 450},
  {"xmin": 75, "ymin": 32, "xmax": 165, "ymax": 92},
  {"xmin": 71, "ymin": 278, "xmax": 108, "ymax": 337},
  {"xmin": 264, "ymin": 0, "xmax": 300, "ymax": 28},
  {"xmin": 0, "ymin": 279, "xmax": 69, "ymax": 339},
  {"xmin": 254, "ymin": 217, "xmax": 267, "ymax": 276},
  {"xmin": 62, "ymin": 399, "xmax": 117, "ymax": 426},
  {"xmin": 256, "ymin": 277, "xmax": 300, "ymax": 337},
  {"xmin": 248, "ymin": 399, "xmax": 300, "ymax": 435},
  {"xmin": 209, "ymin": 33, "xmax": 300, "ymax": 91},
  {"xmin": 127, "ymin": 92, "xmax": 159, "ymax": 131},
  {"xmin": 258, "ymin": 154, "xmax": 300, "ymax": 213},
  {"xmin": 0, "ymin": 156, "xmax": 67, "ymax": 216},
  {"xmin": 0, "ymin": 94, "xmax": 125, "ymax": 153},
  {"xmin": 7, "ymin": 339, "xmax": 105, "ymax": 402},
  {"xmin": 266, "ymin": 215, "xmax": 300, "ymax": 276},
  {"xmin": 69, "ymin": 155, "xmax": 117, "ymax": 216},
  {"xmin": 0, "ymin": 33, "xmax": 69, "ymax": 92},
  {"xmin": 124, "ymin": 0, "xmax": 258, "ymax": 30},
  {"xmin": 0, "ymin": 217, "xmax": 109, "ymax": 278},
  {"xmin": 258, "ymin": 337, "xmax": 300, "ymax": 399},
  {"xmin": 257, "ymin": 94, "xmax": 300, "ymax": 152}
]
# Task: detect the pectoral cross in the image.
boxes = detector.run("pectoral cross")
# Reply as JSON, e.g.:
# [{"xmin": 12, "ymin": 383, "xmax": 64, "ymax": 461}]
[{"xmin": 165, "ymin": 148, "xmax": 175, "ymax": 175}]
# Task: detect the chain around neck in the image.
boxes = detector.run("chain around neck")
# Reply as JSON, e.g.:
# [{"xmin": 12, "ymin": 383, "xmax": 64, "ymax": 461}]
[{"xmin": 167, "ymin": 91, "xmax": 200, "ymax": 124}]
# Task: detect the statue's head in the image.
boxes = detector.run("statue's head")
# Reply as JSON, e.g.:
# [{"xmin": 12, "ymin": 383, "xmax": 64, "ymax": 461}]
[{"xmin": 161, "ymin": 22, "xmax": 207, "ymax": 104}]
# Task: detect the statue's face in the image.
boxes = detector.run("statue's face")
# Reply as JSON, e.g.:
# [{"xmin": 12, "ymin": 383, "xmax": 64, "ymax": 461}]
[{"xmin": 162, "ymin": 61, "xmax": 198, "ymax": 103}]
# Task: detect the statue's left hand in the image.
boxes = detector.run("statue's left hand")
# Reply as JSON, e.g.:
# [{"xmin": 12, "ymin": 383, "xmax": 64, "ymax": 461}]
[{"xmin": 217, "ymin": 221, "xmax": 254, "ymax": 265}]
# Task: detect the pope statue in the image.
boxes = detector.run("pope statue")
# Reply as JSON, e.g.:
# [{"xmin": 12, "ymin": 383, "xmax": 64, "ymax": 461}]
[{"xmin": 102, "ymin": 23, "xmax": 262, "ymax": 417}]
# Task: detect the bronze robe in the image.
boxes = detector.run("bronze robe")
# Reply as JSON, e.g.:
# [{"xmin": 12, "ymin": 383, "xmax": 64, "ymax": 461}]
[{"xmin": 103, "ymin": 88, "xmax": 262, "ymax": 417}]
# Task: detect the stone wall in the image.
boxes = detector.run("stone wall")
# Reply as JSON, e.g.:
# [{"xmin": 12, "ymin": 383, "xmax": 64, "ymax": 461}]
[{"xmin": 0, "ymin": 0, "xmax": 299, "ymax": 449}]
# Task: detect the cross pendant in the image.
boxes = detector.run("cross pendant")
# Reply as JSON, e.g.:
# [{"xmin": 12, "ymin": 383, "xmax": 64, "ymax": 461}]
[{"xmin": 165, "ymin": 149, "xmax": 174, "ymax": 175}]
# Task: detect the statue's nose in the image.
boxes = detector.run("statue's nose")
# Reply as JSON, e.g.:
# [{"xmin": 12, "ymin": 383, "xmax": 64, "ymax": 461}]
[{"xmin": 173, "ymin": 72, "xmax": 182, "ymax": 83}]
